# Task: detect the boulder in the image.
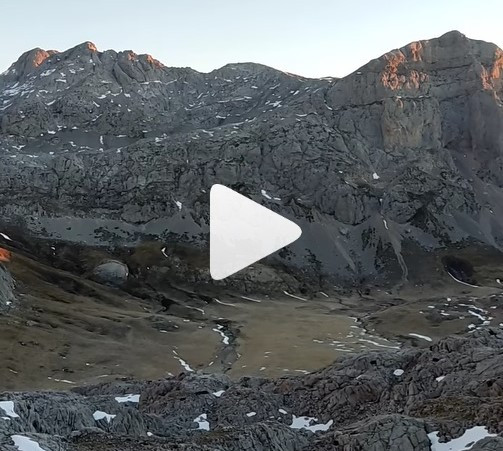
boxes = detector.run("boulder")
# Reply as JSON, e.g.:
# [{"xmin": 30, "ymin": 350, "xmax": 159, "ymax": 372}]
[{"xmin": 92, "ymin": 260, "xmax": 129, "ymax": 287}]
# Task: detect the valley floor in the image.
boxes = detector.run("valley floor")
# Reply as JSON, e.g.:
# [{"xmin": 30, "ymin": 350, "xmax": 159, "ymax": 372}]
[{"xmin": 1, "ymin": 237, "xmax": 503, "ymax": 390}]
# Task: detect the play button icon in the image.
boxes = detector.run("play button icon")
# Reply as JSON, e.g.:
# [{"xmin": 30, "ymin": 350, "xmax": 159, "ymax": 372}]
[{"xmin": 210, "ymin": 184, "xmax": 302, "ymax": 280}]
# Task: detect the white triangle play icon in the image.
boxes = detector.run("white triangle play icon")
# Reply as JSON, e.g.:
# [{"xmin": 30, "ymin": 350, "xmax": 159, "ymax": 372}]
[{"xmin": 210, "ymin": 184, "xmax": 302, "ymax": 280}]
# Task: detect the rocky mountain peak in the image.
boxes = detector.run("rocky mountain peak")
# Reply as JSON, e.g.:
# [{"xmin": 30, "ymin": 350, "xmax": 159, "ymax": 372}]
[
  {"xmin": 63, "ymin": 41, "xmax": 99, "ymax": 54},
  {"xmin": 111, "ymin": 49, "xmax": 166, "ymax": 74},
  {"xmin": 379, "ymin": 29, "xmax": 498, "ymax": 68},
  {"xmin": 26, "ymin": 48, "xmax": 57, "ymax": 67},
  {"xmin": 328, "ymin": 31, "xmax": 503, "ymax": 107},
  {"xmin": 0, "ymin": 41, "xmax": 166, "ymax": 88},
  {"xmin": 438, "ymin": 29, "xmax": 468, "ymax": 43},
  {"xmin": 391, "ymin": 30, "xmax": 501, "ymax": 83},
  {"xmin": 3, "ymin": 47, "xmax": 58, "ymax": 81}
]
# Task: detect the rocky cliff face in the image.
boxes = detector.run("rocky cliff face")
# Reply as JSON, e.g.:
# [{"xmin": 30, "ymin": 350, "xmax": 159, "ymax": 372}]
[{"xmin": 1, "ymin": 31, "xmax": 503, "ymax": 288}]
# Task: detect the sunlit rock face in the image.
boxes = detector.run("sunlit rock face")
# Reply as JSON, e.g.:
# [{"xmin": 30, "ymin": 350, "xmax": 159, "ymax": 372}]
[{"xmin": 0, "ymin": 31, "xmax": 503, "ymax": 287}]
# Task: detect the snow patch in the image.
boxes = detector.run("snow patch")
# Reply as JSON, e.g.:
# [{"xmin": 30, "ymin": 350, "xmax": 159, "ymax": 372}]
[
  {"xmin": 11, "ymin": 435, "xmax": 47, "ymax": 451},
  {"xmin": 212, "ymin": 325, "xmax": 230, "ymax": 345},
  {"xmin": 115, "ymin": 394, "xmax": 140, "ymax": 403},
  {"xmin": 283, "ymin": 291, "xmax": 307, "ymax": 301},
  {"xmin": 447, "ymin": 272, "xmax": 479, "ymax": 288},
  {"xmin": 93, "ymin": 410, "xmax": 116, "ymax": 423},
  {"xmin": 468, "ymin": 310, "xmax": 487, "ymax": 322},
  {"xmin": 40, "ymin": 69, "xmax": 56, "ymax": 77},
  {"xmin": 47, "ymin": 377, "xmax": 75, "ymax": 384},
  {"xmin": 261, "ymin": 189, "xmax": 272, "ymax": 200},
  {"xmin": 194, "ymin": 413, "xmax": 210, "ymax": 431},
  {"xmin": 409, "ymin": 333, "xmax": 433, "ymax": 342},
  {"xmin": 240, "ymin": 295, "xmax": 262, "ymax": 303},
  {"xmin": 173, "ymin": 351, "xmax": 194, "ymax": 372},
  {"xmin": 290, "ymin": 415, "xmax": 333, "ymax": 433},
  {"xmin": 358, "ymin": 338, "xmax": 400, "ymax": 349},
  {"xmin": 0, "ymin": 401, "xmax": 19, "ymax": 418}
]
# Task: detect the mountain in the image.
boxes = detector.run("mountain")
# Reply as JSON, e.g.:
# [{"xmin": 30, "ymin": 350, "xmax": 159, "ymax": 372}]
[
  {"xmin": 2, "ymin": 31, "xmax": 503, "ymax": 451},
  {"xmin": 1, "ymin": 31, "xmax": 503, "ymax": 290}
]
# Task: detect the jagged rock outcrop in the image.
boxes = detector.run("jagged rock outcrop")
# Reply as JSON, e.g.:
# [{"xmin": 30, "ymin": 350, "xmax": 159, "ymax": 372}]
[
  {"xmin": 0, "ymin": 31, "xmax": 503, "ymax": 288},
  {"xmin": 313, "ymin": 415, "xmax": 431, "ymax": 451}
]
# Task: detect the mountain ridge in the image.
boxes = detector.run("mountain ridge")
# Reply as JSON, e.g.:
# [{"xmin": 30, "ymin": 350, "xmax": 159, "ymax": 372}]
[{"xmin": 3, "ymin": 30, "xmax": 502, "ymax": 79}]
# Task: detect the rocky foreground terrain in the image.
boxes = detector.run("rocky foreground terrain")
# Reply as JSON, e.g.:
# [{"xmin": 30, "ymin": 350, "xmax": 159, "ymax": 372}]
[
  {"xmin": 1, "ymin": 30, "xmax": 503, "ymax": 450},
  {"xmin": 0, "ymin": 330, "xmax": 503, "ymax": 450}
]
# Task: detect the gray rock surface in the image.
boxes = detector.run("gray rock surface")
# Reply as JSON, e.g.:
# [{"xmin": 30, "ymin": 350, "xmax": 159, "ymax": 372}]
[
  {"xmin": 313, "ymin": 415, "xmax": 431, "ymax": 451},
  {"xmin": 471, "ymin": 436, "xmax": 503, "ymax": 450},
  {"xmin": 1, "ymin": 31, "xmax": 503, "ymax": 288}
]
